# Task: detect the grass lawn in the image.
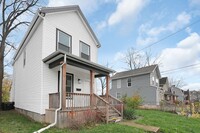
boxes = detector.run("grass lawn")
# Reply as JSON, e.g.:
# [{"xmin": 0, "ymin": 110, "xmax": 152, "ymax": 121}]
[
  {"xmin": 1, "ymin": 110, "xmax": 200, "ymax": 133},
  {"xmin": 135, "ymin": 109, "xmax": 200, "ymax": 133},
  {"xmin": 0, "ymin": 110, "xmax": 145, "ymax": 133}
]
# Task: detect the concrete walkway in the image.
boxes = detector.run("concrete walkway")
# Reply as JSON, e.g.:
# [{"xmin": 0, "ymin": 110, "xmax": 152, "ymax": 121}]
[{"xmin": 119, "ymin": 121, "xmax": 160, "ymax": 133}]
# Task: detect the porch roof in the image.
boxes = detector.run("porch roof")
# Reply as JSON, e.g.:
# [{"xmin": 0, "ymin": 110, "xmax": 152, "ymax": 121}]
[{"xmin": 43, "ymin": 51, "xmax": 115, "ymax": 76}]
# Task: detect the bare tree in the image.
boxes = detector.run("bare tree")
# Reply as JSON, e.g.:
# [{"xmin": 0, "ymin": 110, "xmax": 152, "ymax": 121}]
[
  {"xmin": 98, "ymin": 63, "xmax": 111, "ymax": 95},
  {"xmin": 0, "ymin": 0, "xmax": 39, "ymax": 109},
  {"xmin": 124, "ymin": 47, "xmax": 161, "ymax": 70},
  {"xmin": 168, "ymin": 77, "xmax": 186, "ymax": 88}
]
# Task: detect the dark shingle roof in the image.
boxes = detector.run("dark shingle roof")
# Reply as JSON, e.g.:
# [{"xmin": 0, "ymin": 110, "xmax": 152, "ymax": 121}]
[
  {"xmin": 159, "ymin": 77, "xmax": 167, "ymax": 87},
  {"xmin": 112, "ymin": 65, "xmax": 158, "ymax": 80}
]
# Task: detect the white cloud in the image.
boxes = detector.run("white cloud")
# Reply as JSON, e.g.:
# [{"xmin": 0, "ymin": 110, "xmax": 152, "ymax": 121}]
[
  {"xmin": 160, "ymin": 32, "xmax": 200, "ymax": 70},
  {"xmin": 189, "ymin": 0, "xmax": 200, "ymax": 6},
  {"xmin": 182, "ymin": 83, "xmax": 200, "ymax": 91},
  {"xmin": 108, "ymin": 0, "xmax": 149, "ymax": 26},
  {"xmin": 160, "ymin": 32, "xmax": 200, "ymax": 90},
  {"xmin": 137, "ymin": 12, "xmax": 191, "ymax": 45},
  {"xmin": 48, "ymin": 0, "xmax": 112, "ymax": 15},
  {"xmin": 96, "ymin": 0, "xmax": 149, "ymax": 31}
]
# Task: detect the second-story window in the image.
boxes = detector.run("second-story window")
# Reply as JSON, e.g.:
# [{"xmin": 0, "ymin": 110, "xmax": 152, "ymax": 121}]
[
  {"xmin": 57, "ymin": 29, "xmax": 71, "ymax": 53},
  {"xmin": 127, "ymin": 78, "xmax": 131, "ymax": 87},
  {"xmin": 80, "ymin": 41, "xmax": 90, "ymax": 60}
]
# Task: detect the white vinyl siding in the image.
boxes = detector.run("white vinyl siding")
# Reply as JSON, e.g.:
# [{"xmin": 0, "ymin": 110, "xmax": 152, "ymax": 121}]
[
  {"xmin": 117, "ymin": 79, "xmax": 121, "ymax": 88},
  {"xmin": 43, "ymin": 11, "xmax": 98, "ymax": 63}
]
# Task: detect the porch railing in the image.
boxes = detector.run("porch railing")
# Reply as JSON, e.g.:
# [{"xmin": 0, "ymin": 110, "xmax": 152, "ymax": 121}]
[
  {"xmin": 101, "ymin": 95, "xmax": 123, "ymax": 117},
  {"xmin": 109, "ymin": 95, "xmax": 123, "ymax": 118},
  {"xmin": 66, "ymin": 92, "xmax": 90, "ymax": 110}
]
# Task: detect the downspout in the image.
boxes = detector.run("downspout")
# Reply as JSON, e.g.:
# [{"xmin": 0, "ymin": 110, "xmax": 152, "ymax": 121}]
[{"xmin": 34, "ymin": 54, "xmax": 66, "ymax": 133}]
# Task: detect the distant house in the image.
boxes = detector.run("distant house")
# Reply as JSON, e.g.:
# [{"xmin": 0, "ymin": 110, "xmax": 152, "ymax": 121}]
[
  {"xmin": 10, "ymin": 5, "xmax": 122, "ymax": 128},
  {"xmin": 190, "ymin": 90, "xmax": 200, "ymax": 102},
  {"xmin": 170, "ymin": 85, "xmax": 184, "ymax": 102},
  {"xmin": 159, "ymin": 77, "xmax": 169, "ymax": 101},
  {"xmin": 110, "ymin": 65, "xmax": 161, "ymax": 105}
]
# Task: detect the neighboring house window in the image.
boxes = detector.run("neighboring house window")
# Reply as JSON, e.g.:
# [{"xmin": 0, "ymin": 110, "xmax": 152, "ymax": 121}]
[
  {"xmin": 57, "ymin": 29, "xmax": 71, "ymax": 53},
  {"xmin": 23, "ymin": 50, "xmax": 26, "ymax": 67},
  {"xmin": 152, "ymin": 76, "xmax": 155, "ymax": 85},
  {"xmin": 80, "ymin": 41, "xmax": 90, "ymax": 60},
  {"xmin": 116, "ymin": 92, "xmax": 121, "ymax": 99},
  {"xmin": 156, "ymin": 78, "xmax": 159, "ymax": 86},
  {"xmin": 127, "ymin": 78, "xmax": 131, "ymax": 87},
  {"xmin": 117, "ymin": 79, "xmax": 121, "ymax": 88}
]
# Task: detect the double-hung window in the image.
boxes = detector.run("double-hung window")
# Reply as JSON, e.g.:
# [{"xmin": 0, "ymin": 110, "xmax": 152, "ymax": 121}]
[
  {"xmin": 57, "ymin": 29, "xmax": 71, "ymax": 53},
  {"xmin": 127, "ymin": 78, "xmax": 131, "ymax": 87},
  {"xmin": 80, "ymin": 41, "xmax": 90, "ymax": 60}
]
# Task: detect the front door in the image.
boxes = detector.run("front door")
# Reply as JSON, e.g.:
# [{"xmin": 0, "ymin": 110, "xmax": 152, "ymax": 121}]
[{"xmin": 66, "ymin": 73, "xmax": 73, "ymax": 93}]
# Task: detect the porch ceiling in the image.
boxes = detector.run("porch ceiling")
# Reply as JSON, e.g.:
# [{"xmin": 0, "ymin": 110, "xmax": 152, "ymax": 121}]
[{"xmin": 43, "ymin": 51, "xmax": 115, "ymax": 76}]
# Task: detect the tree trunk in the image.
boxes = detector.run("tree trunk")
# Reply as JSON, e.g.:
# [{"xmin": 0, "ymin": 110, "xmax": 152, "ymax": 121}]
[{"xmin": 0, "ymin": 42, "xmax": 5, "ymax": 109}]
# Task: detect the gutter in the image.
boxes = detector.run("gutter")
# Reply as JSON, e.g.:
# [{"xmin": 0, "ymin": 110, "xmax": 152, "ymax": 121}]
[{"xmin": 33, "ymin": 54, "xmax": 66, "ymax": 133}]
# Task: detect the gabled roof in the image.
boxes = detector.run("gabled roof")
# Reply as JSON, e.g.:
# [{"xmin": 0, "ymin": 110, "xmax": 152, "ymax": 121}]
[
  {"xmin": 112, "ymin": 65, "xmax": 158, "ymax": 80},
  {"xmin": 159, "ymin": 77, "xmax": 168, "ymax": 87},
  {"xmin": 13, "ymin": 5, "xmax": 100, "ymax": 62}
]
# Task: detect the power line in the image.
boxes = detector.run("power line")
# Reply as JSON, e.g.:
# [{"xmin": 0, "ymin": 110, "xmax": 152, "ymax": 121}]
[
  {"xmin": 161, "ymin": 63, "xmax": 200, "ymax": 74},
  {"xmin": 135, "ymin": 19, "xmax": 200, "ymax": 53}
]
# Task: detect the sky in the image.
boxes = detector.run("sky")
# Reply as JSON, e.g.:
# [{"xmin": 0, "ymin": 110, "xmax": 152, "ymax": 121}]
[{"xmin": 6, "ymin": 0, "xmax": 200, "ymax": 91}]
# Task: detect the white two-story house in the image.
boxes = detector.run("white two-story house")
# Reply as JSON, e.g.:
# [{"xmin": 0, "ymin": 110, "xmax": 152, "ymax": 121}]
[{"xmin": 10, "ymin": 6, "xmax": 123, "ymax": 128}]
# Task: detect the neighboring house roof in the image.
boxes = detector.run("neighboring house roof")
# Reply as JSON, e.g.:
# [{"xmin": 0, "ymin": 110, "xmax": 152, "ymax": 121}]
[
  {"xmin": 13, "ymin": 5, "xmax": 101, "ymax": 62},
  {"xmin": 159, "ymin": 77, "xmax": 168, "ymax": 87},
  {"xmin": 112, "ymin": 65, "xmax": 159, "ymax": 80}
]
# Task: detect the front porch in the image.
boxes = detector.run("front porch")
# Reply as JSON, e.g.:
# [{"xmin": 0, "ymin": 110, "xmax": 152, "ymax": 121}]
[{"xmin": 43, "ymin": 51, "xmax": 123, "ymax": 127}]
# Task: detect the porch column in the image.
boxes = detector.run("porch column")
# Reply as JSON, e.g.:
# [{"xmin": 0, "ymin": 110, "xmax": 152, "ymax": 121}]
[
  {"xmin": 106, "ymin": 75, "xmax": 110, "ymax": 101},
  {"xmin": 90, "ymin": 70, "xmax": 94, "ymax": 107},
  {"xmin": 106, "ymin": 74, "xmax": 110, "ymax": 124},
  {"xmin": 62, "ymin": 63, "xmax": 66, "ymax": 110}
]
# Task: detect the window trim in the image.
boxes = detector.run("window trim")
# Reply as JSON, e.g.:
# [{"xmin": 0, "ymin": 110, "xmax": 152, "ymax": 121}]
[
  {"xmin": 127, "ymin": 78, "xmax": 132, "ymax": 87},
  {"xmin": 79, "ymin": 41, "xmax": 90, "ymax": 60},
  {"xmin": 116, "ymin": 92, "xmax": 121, "ymax": 99},
  {"xmin": 56, "ymin": 29, "xmax": 72, "ymax": 53},
  {"xmin": 117, "ymin": 79, "xmax": 121, "ymax": 89}
]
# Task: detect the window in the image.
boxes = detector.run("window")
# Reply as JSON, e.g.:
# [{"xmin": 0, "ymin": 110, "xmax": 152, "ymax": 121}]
[
  {"xmin": 116, "ymin": 92, "xmax": 121, "ymax": 99},
  {"xmin": 80, "ymin": 41, "xmax": 90, "ymax": 60},
  {"xmin": 23, "ymin": 50, "xmax": 26, "ymax": 67},
  {"xmin": 127, "ymin": 78, "xmax": 131, "ymax": 87},
  {"xmin": 156, "ymin": 78, "xmax": 159, "ymax": 86},
  {"xmin": 117, "ymin": 79, "xmax": 121, "ymax": 88},
  {"xmin": 57, "ymin": 29, "xmax": 71, "ymax": 53},
  {"xmin": 152, "ymin": 76, "xmax": 155, "ymax": 85}
]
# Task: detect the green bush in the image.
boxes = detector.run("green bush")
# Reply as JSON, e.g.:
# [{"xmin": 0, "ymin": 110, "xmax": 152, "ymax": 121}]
[
  {"xmin": 123, "ymin": 108, "xmax": 136, "ymax": 120},
  {"xmin": 122, "ymin": 94, "xmax": 142, "ymax": 109}
]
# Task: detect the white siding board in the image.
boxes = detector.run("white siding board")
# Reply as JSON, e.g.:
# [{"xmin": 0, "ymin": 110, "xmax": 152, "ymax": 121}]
[
  {"xmin": 13, "ymin": 22, "xmax": 43, "ymax": 114},
  {"xmin": 42, "ymin": 11, "xmax": 98, "ymax": 63}
]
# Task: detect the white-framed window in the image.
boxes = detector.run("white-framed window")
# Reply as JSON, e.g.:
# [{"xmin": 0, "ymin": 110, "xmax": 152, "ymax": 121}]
[
  {"xmin": 116, "ymin": 92, "xmax": 121, "ymax": 99},
  {"xmin": 117, "ymin": 79, "xmax": 121, "ymax": 88},
  {"xmin": 23, "ymin": 50, "xmax": 26, "ymax": 67},
  {"xmin": 57, "ymin": 29, "xmax": 71, "ymax": 53},
  {"xmin": 152, "ymin": 76, "xmax": 155, "ymax": 85},
  {"xmin": 156, "ymin": 78, "xmax": 159, "ymax": 86},
  {"xmin": 80, "ymin": 41, "xmax": 90, "ymax": 60},
  {"xmin": 127, "ymin": 78, "xmax": 131, "ymax": 87}
]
